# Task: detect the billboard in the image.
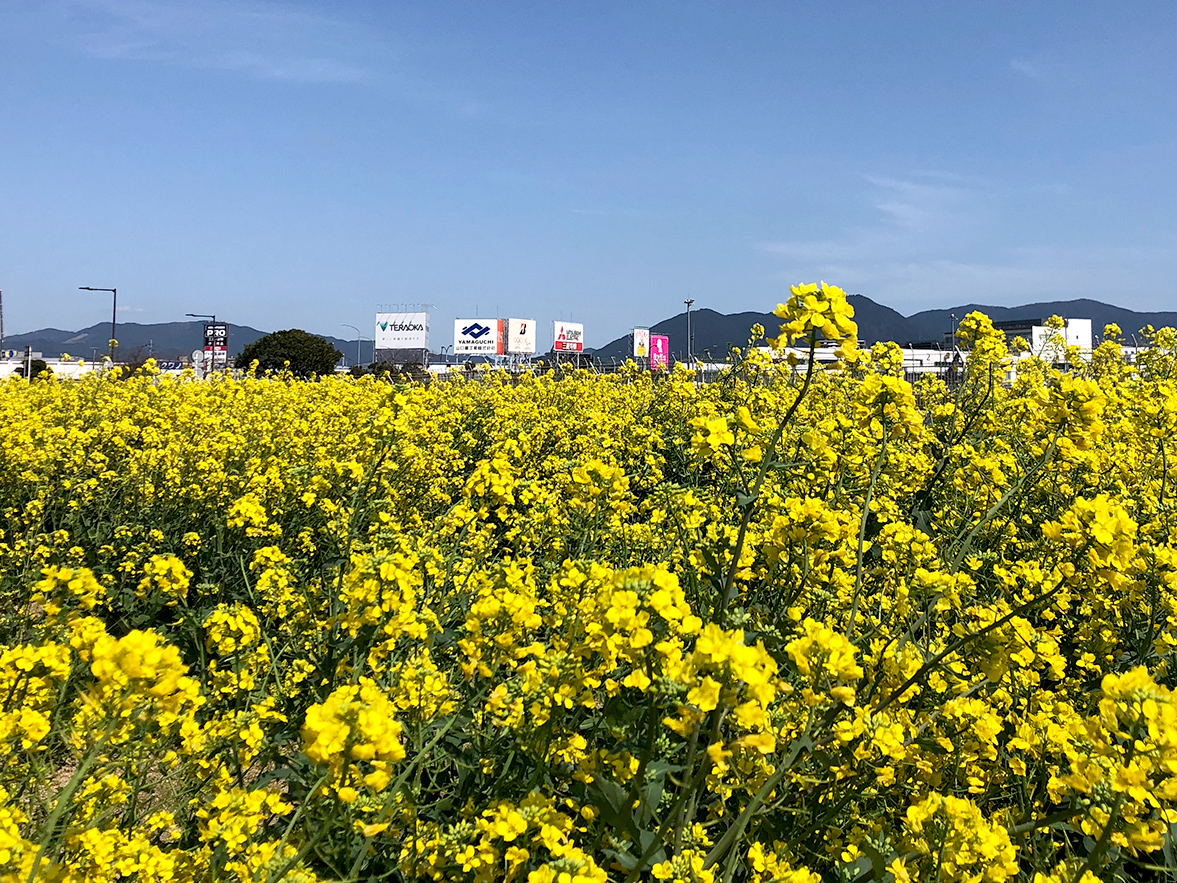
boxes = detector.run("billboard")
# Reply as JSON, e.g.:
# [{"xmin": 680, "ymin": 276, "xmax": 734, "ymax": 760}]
[
  {"xmin": 454, "ymin": 319, "xmax": 505, "ymax": 355},
  {"xmin": 553, "ymin": 321, "xmax": 584, "ymax": 352},
  {"xmin": 203, "ymin": 322, "xmax": 229, "ymax": 369},
  {"xmin": 508, "ymin": 318, "xmax": 536, "ymax": 355},
  {"xmin": 650, "ymin": 334, "xmax": 669, "ymax": 371},
  {"xmin": 633, "ymin": 328, "xmax": 650, "ymax": 358},
  {"xmin": 375, "ymin": 312, "xmax": 429, "ymax": 349}
]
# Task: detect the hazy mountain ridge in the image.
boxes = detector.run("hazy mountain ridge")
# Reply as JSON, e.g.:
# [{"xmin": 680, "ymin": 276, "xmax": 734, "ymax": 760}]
[
  {"xmin": 901, "ymin": 299, "xmax": 1177, "ymax": 344},
  {"xmin": 592, "ymin": 296, "xmax": 1177, "ymax": 359},
  {"xmin": 7, "ymin": 295, "xmax": 1177, "ymax": 364},
  {"xmin": 4, "ymin": 322, "xmax": 357, "ymax": 362}
]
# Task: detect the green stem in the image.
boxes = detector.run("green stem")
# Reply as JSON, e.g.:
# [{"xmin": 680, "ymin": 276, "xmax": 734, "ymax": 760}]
[
  {"xmin": 718, "ymin": 335, "xmax": 818, "ymax": 617},
  {"xmin": 872, "ymin": 586, "xmax": 1060, "ymax": 718},
  {"xmin": 344, "ymin": 711, "xmax": 464, "ymax": 881},
  {"xmin": 27, "ymin": 722, "xmax": 116, "ymax": 883},
  {"xmin": 268, "ymin": 770, "xmax": 331, "ymax": 883},
  {"xmin": 846, "ymin": 432, "xmax": 888, "ymax": 638},
  {"xmin": 950, "ymin": 430, "xmax": 1059, "ymax": 573}
]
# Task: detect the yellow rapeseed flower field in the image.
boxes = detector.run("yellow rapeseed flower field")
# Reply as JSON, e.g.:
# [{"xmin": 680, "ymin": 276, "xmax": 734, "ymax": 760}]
[{"xmin": 1, "ymin": 283, "xmax": 1177, "ymax": 882}]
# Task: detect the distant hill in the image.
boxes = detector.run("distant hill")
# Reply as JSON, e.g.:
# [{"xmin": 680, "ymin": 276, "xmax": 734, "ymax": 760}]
[
  {"xmin": 590, "ymin": 309, "xmax": 772, "ymax": 366},
  {"xmin": 592, "ymin": 296, "xmax": 1177, "ymax": 359},
  {"xmin": 902, "ymin": 299, "xmax": 1177, "ymax": 345},
  {"xmin": 9, "ymin": 295, "xmax": 1177, "ymax": 366},
  {"xmin": 4, "ymin": 321, "xmax": 360, "ymax": 364}
]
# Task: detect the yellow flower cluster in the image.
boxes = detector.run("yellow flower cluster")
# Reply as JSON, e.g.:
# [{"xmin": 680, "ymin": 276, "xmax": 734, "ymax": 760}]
[
  {"xmin": 137, "ymin": 553, "xmax": 192, "ymax": 601},
  {"xmin": 785, "ymin": 618, "xmax": 863, "ymax": 706},
  {"xmin": 0, "ymin": 288, "xmax": 1175, "ymax": 881},
  {"xmin": 81, "ymin": 627, "xmax": 203, "ymax": 743},
  {"xmin": 773, "ymin": 281, "xmax": 858, "ymax": 345},
  {"xmin": 302, "ymin": 679, "xmax": 407, "ymax": 800},
  {"xmin": 0, "ymin": 643, "xmax": 70, "ymax": 749},
  {"xmin": 894, "ymin": 792, "xmax": 1018, "ymax": 882}
]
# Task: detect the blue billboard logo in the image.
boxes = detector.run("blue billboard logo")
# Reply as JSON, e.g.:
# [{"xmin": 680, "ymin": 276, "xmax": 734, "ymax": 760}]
[{"xmin": 462, "ymin": 323, "xmax": 492, "ymax": 339}]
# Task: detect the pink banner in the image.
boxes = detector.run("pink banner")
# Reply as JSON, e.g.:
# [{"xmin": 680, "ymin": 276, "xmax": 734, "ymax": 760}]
[{"xmin": 650, "ymin": 334, "xmax": 669, "ymax": 370}]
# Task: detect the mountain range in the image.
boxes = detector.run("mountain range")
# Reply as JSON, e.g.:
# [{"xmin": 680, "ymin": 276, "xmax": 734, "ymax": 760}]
[
  {"xmin": 2, "ymin": 321, "xmax": 364, "ymax": 364},
  {"xmin": 591, "ymin": 296, "xmax": 1177, "ymax": 360},
  {"xmin": 6, "ymin": 296, "xmax": 1177, "ymax": 364}
]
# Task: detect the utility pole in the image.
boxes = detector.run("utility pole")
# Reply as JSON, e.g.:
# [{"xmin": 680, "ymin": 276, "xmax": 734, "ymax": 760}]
[
  {"xmin": 0, "ymin": 289, "xmax": 5, "ymax": 352},
  {"xmin": 80, "ymin": 287, "xmax": 117, "ymax": 361},
  {"xmin": 684, "ymin": 298, "xmax": 695, "ymax": 369}
]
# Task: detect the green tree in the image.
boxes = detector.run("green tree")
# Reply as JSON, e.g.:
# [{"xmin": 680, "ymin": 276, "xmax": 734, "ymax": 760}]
[
  {"xmin": 235, "ymin": 330, "xmax": 343, "ymax": 378},
  {"xmin": 349, "ymin": 360, "xmax": 430, "ymax": 382},
  {"xmin": 14, "ymin": 359, "xmax": 51, "ymax": 380}
]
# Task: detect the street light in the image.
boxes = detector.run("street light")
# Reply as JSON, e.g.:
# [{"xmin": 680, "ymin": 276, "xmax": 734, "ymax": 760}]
[
  {"xmin": 341, "ymin": 324, "xmax": 362, "ymax": 367},
  {"xmin": 80, "ymin": 287, "xmax": 117, "ymax": 361},
  {"xmin": 684, "ymin": 298, "xmax": 695, "ymax": 370}
]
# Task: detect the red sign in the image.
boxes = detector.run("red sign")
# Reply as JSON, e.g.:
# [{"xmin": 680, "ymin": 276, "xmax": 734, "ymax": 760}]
[{"xmin": 553, "ymin": 321, "xmax": 584, "ymax": 352}]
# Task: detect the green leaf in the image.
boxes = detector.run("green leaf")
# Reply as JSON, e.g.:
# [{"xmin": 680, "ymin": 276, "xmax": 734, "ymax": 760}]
[{"xmin": 586, "ymin": 777, "xmax": 643, "ymax": 844}]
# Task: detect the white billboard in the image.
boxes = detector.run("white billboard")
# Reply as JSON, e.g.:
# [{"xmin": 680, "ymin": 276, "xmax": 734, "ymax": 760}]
[
  {"xmin": 553, "ymin": 321, "xmax": 584, "ymax": 352},
  {"xmin": 633, "ymin": 328, "xmax": 650, "ymax": 358},
  {"xmin": 375, "ymin": 312, "xmax": 429, "ymax": 349},
  {"xmin": 454, "ymin": 319, "xmax": 505, "ymax": 355},
  {"xmin": 508, "ymin": 318, "xmax": 536, "ymax": 354}
]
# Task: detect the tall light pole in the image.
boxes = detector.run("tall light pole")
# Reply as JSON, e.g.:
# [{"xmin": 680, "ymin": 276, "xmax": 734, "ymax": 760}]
[
  {"xmin": 422, "ymin": 303, "xmax": 437, "ymax": 369},
  {"xmin": 80, "ymin": 287, "xmax": 117, "ymax": 361},
  {"xmin": 684, "ymin": 298, "xmax": 695, "ymax": 369},
  {"xmin": 342, "ymin": 324, "xmax": 362, "ymax": 367}
]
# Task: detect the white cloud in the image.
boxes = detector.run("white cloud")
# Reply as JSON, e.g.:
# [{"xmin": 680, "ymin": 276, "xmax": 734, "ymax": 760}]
[
  {"xmin": 757, "ymin": 174, "xmax": 1177, "ymax": 313},
  {"xmin": 60, "ymin": 0, "xmax": 373, "ymax": 83},
  {"xmin": 767, "ymin": 245, "xmax": 1177, "ymax": 314},
  {"xmin": 760, "ymin": 173, "xmax": 982, "ymax": 264},
  {"xmin": 1007, "ymin": 53, "xmax": 1081, "ymax": 90},
  {"xmin": 760, "ymin": 234, "xmax": 900, "ymax": 264},
  {"xmin": 862, "ymin": 174, "xmax": 976, "ymax": 233},
  {"xmin": 1009, "ymin": 57, "xmax": 1042, "ymax": 80}
]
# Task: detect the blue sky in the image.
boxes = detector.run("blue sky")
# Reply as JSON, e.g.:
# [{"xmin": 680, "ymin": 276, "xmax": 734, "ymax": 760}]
[{"xmin": 2, "ymin": 1, "xmax": 1176, "ymax": 345}]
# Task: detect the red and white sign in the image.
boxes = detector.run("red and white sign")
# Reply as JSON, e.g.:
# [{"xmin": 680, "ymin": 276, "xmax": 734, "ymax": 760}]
[
  {"xmin": 650, "ymin": 334, "xmax": 669, "ymax": 370},
  {"xmin": 553, "ymin": 321, "xmax": 584, "ymax": 352},
  {"xmin": 203, "ymin": 323, "xmax": 229, "ymax": 369}
]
